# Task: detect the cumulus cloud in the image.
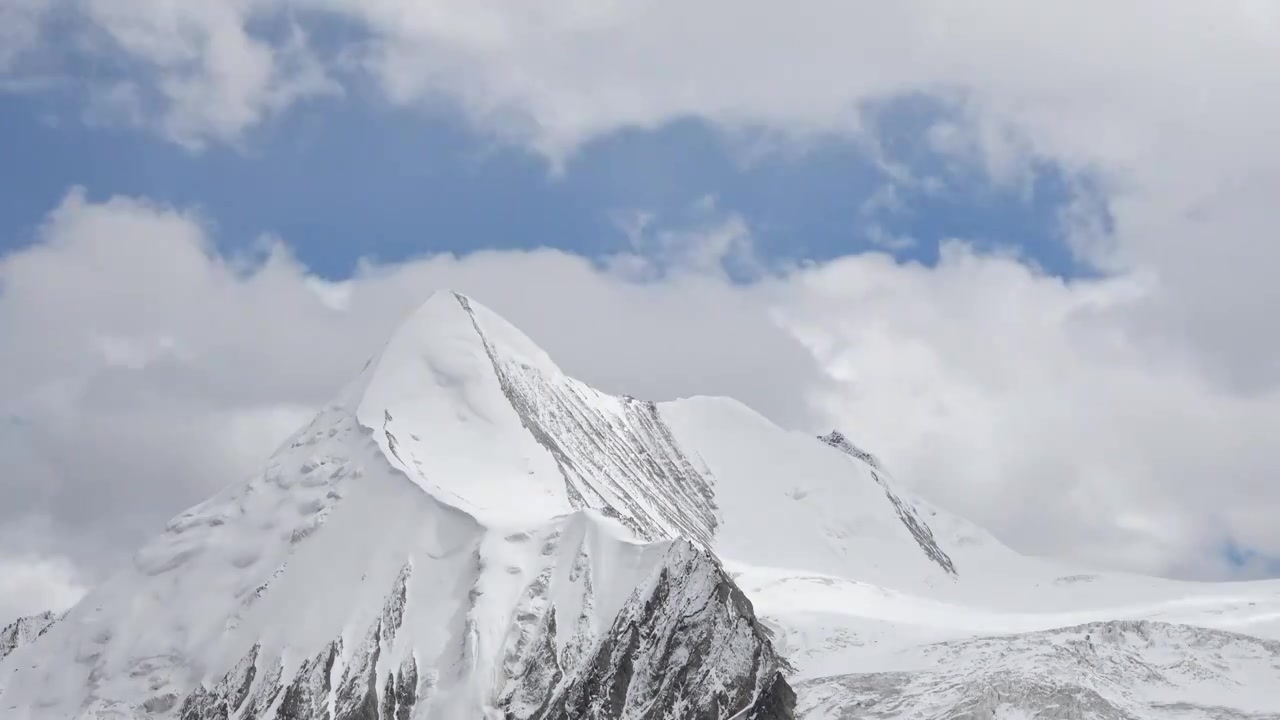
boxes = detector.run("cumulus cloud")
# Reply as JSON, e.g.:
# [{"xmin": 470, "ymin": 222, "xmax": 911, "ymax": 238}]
[
  {"xmin": 0, "ymin": 552, "xmax": 85, "ymax": 622},
  {"xmin": 16, "ymin": 2, "xmax": 1276, "ymax": 396},
  {"xmin": 780, "ymin": 247, "xmax": 1280, "ymax": 579},
  {"xmin": 2, "ymin": 189, "xmax": 1278, "ymax": 613},
  {"xmin": 308, "ymin": 1, "xmax": 1280, "ymax": 395},
  {"xmin": 0, "ymin": 190, "xmax": 828, "ymax": 593}
]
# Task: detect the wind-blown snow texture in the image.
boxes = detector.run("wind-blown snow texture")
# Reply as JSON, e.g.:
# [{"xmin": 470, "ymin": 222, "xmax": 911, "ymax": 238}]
[
  {"xmin": 4, "ymin": 291, "xmax": 1279, "ymax": 719},
  {"xmin": 797, "ymin": 621, "xmax": 1280, "ymax": 719}
]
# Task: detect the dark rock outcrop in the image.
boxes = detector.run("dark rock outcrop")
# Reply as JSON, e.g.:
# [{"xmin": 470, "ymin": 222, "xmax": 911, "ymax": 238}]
[
  {"xmin": 820, "ymin": 430, "xmax": 957, "ymax": 576},
  {"xmin": 177, "ymin": 537, "xmax": 792, "ymax": 720},
  {"xmin": 275, "ymin": 639, "xmax": 340, "ymax": 720},
  {"xmin": 818, "ymin": 430, "xmax": 881, "ymax": 470},
  {"xmin": 180, "ymin": 563, "xmax": 415, "ymax": 720},
  {"xmin": 742, "ymin": 670, "xmax": 799, "ymax": 720},
  {"xmin": 179, "ymin": 643, "xmax": 259, "ymax": 720},
  {"xmin": 0, "ymin": 611, "xmax": 59, "ymax": 661},
  {"xmin": 521, "ymin": 541, "xmax": 795, "ymax": 720},
  {"xmin": 871, "ymin": 470, "xmax": 956, "ymax": 576}
]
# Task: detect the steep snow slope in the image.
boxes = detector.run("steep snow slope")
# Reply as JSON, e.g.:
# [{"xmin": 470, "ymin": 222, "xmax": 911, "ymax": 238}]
[
  {"xmin": 4, "ymin": 290, "xmax": 1279, "ymax": 719},
  {"xmin": 0, "ymin": 292, "xmax": 789, "ymax": 720},
  {"xmin": 351, "ymin": 292, "xmax": 717, "ymax": 545},
  {"xmin": 658, "ymin": 395, "xmax": 1280, "ymax": 717},
  {"xmin": 661, "ymin": 396, "xmax": 1279, "ymax": 610},
  {"xmin": 660, "ymin": 397, "xmax": 996, "ymax": 592}
]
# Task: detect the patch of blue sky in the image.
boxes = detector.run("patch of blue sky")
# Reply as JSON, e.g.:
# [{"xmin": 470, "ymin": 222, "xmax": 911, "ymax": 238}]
[
  {"xmin": 1, "ymin": 72, "xmax": 1100, "ymax": 281},
  {"xmin": 1224, "ymin": 540, "xmax": 1280, "ymax": 577}
]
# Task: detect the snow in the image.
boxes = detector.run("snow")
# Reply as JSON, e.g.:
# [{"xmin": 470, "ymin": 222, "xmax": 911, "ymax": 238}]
[
  {"xmin": 0, "ymin": 611, "xmax": 58, "ymax": 661},
  {"xmin": 660, "ymin": 395, "xmax": 1006, "ymax": 590},
  {"xmin": 658, "ymin": 390, "xmax": 1280, "ymax": 717},
  {"xmin": 350, "ymin": 290, "xmax": 575, "ymax": 524},
  {"xmin": 795, "ymin": 620, "xmax": 1280, "ymax": 719},
  {"xmin": 349, "ymin": 291, "xmax": 716, "ymax": 544},
  {"xmin": 3, "ymin": 290, "xmax": 1279, "ymax": 719},
  {"xmin": 0, "ymin": 408, "xmax": 682, "ymax": 717}
]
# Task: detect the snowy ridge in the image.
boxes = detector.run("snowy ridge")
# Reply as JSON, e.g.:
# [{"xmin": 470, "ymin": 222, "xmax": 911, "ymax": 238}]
[
  {"xmin": 659, "ymin": 398, "xmax": 983, "ymax": 593},
  {"xmin": 5, "ymin": 290, "xmax": 1280, "ymax": 718},
  {"xmin": 457, "ymin": 293, "xmax": 718, "ymax": 546},
  {"xmin": 0, "ymin": 293, "xmax": 789, "ymax": 719},
  {"xmin": 818, "ymin": 429, "xmax": 956, "ymax": 575},
  {"xmin": 0, "ymin": 611, "xmax": 59, "ymax": 661},
  {"xmin": 816, "ymin": 431, "xmax": 881, "ymax": 470},
  {"xmin": 0, "ymin": 400, "xmax": 783, "ymax": 718},
  {"xmin": 351, "ymin": 291, "xmax": 717, "ymax": 545}
]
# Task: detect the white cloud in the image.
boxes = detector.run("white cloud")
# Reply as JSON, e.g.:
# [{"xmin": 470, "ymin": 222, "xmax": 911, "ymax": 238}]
[
  {"xmin": 3, "ymin": 189, "xmax": 1279, "ymax": 608},
  {"xmin": 79, "ymin": 0, "xmax": 339, "ymax": 147},
  {"xmin": 608, "ymin": 198, "xmax": 766, "ymax": 280},
  {"xmin": 18, "ymin": 1, "xmax": 1274, "ymax": 397},
  {"xmin": 0, "ymin": 0, "xmax": 50, "ymax": 73},
  {"xmin": 864, "ymin": 224, "xmax": 918, "ymax": 252},
  {"xmin": 0, "ymin": 553, "xmax": 85, "ymax": 623},
  {"xmin": 0, "ymin": 190, "xmax": 827, "ymax": 589},
  {"xmin": 779, "ymin": 244, "xmax": 1280, "ymax": 579}
]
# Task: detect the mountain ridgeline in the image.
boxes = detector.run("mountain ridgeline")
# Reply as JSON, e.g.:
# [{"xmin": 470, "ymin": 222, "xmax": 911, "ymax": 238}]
[{"xmin": 4, "ymin": 291, "xmax": 1279, "ymax": 719}]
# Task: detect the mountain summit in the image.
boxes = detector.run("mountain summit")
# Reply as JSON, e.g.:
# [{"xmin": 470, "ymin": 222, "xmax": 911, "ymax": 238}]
[
  {"xmin": 0, "ymin": 291, "xmax": 790, "ymax": 720},
  {"xmin": 4, "ymin": 292, "xmax": 1279, "ymax": 719},
  {"xmin": 350, "ymin": 291, "xmax": 719, "ymax": 543}
]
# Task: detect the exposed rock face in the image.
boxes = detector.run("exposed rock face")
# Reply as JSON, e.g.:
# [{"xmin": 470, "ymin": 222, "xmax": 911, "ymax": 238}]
[
  {"xmin": 8, "ymin": 294, "xmax": 1280, "ymax": 720},
  {"xmin": 797, "ymin": 621, "xmax": 1280, "ymax": 720},
  {"xmin": 0, "ymin": 611, "xmax": 59, "ymax": 661},
  {"xmin": 178, "ymin": 565, "xmax": 411, "ymax": 720},
  {"xmin": 384, "ymin": 655, "xmax": 418, "ymax": 720},
  {"xmin": 179, "ymin": 547, "xmax": 792, "ymax": 720},
  {"xmin": 817, "ymin": 430, "xmax": 881, "ymax": 470},
  {"xmin": 525, "ymin": 542, "xmax": 794, "ymax": 720},
  {"xmin": 870, "ymin": 470, "xmax": 956, "ymax": 576},
  {"xmin": 819, "ymin": 430, "xmax": 957, "ymax": 576},
  {"xmin": 239, "ymin": 657, "xmax": 284, "ymax": 720},
  {"xmin": 275, "ymin": 639, "xmax": 340, "ymax": 720},
  {"xmin": 174, "ymin": 542, "xmax": 791, "ymax": 720},
  {"xmin": 331, "ymin": 562, "xmax": 411, "ymax": 720},
  {"xmin": 178, "ymin": 643, "xmax": 259, "ymax": 720},
  {"xmin": 742, "ymin": 671, "xmax": 798, "ymax": 720},
  {"xmin": 458, "ymin": 293, "xmax": 719, "ymax": 546}
]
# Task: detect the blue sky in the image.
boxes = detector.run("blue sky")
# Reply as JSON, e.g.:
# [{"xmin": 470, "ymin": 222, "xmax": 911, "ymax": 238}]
[{"xmin": 1, "ymin": 84, "xmax": 1085, "ymax": 280}]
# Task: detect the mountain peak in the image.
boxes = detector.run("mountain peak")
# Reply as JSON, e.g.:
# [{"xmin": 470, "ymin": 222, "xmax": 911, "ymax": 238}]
[
  {"xmin": 348, "ymin": 290, "xmax": 574, "ymax": 525},
  {"xmin": 367, "ymin": 290, "xmax": 562, "ymax": 385},
  {"xmin": 9, "ymin": 293, "xmax": 1280, "ymax": 719},
  {"xmin": 349, "ymin": 291, "xmax": 718, "ymax": 542}
]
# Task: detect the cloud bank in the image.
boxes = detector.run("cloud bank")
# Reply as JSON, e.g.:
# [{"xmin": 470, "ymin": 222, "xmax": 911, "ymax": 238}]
[
  {"xmin": 10, "ymin": 2, "xmax": 1278, "ymax": 387},
  {"xmin": 2, "ymin": 188, "xmax": 1278, "ymax": 620}
]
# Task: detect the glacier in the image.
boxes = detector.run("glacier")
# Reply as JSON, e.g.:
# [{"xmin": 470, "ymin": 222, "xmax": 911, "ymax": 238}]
[{"xmin": 2, "ymin": 291, "xmax": 1278, "ymax": 719}]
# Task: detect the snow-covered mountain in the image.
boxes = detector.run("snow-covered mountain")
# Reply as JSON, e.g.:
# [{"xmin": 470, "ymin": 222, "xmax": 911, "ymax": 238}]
[
  {"xmin": 3, "ymin": 291, "xmax": 1279, "ymax": 719},
  {"xmin": 1, "ymin": 611, "xmax": 59, "ymax": 662}
]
